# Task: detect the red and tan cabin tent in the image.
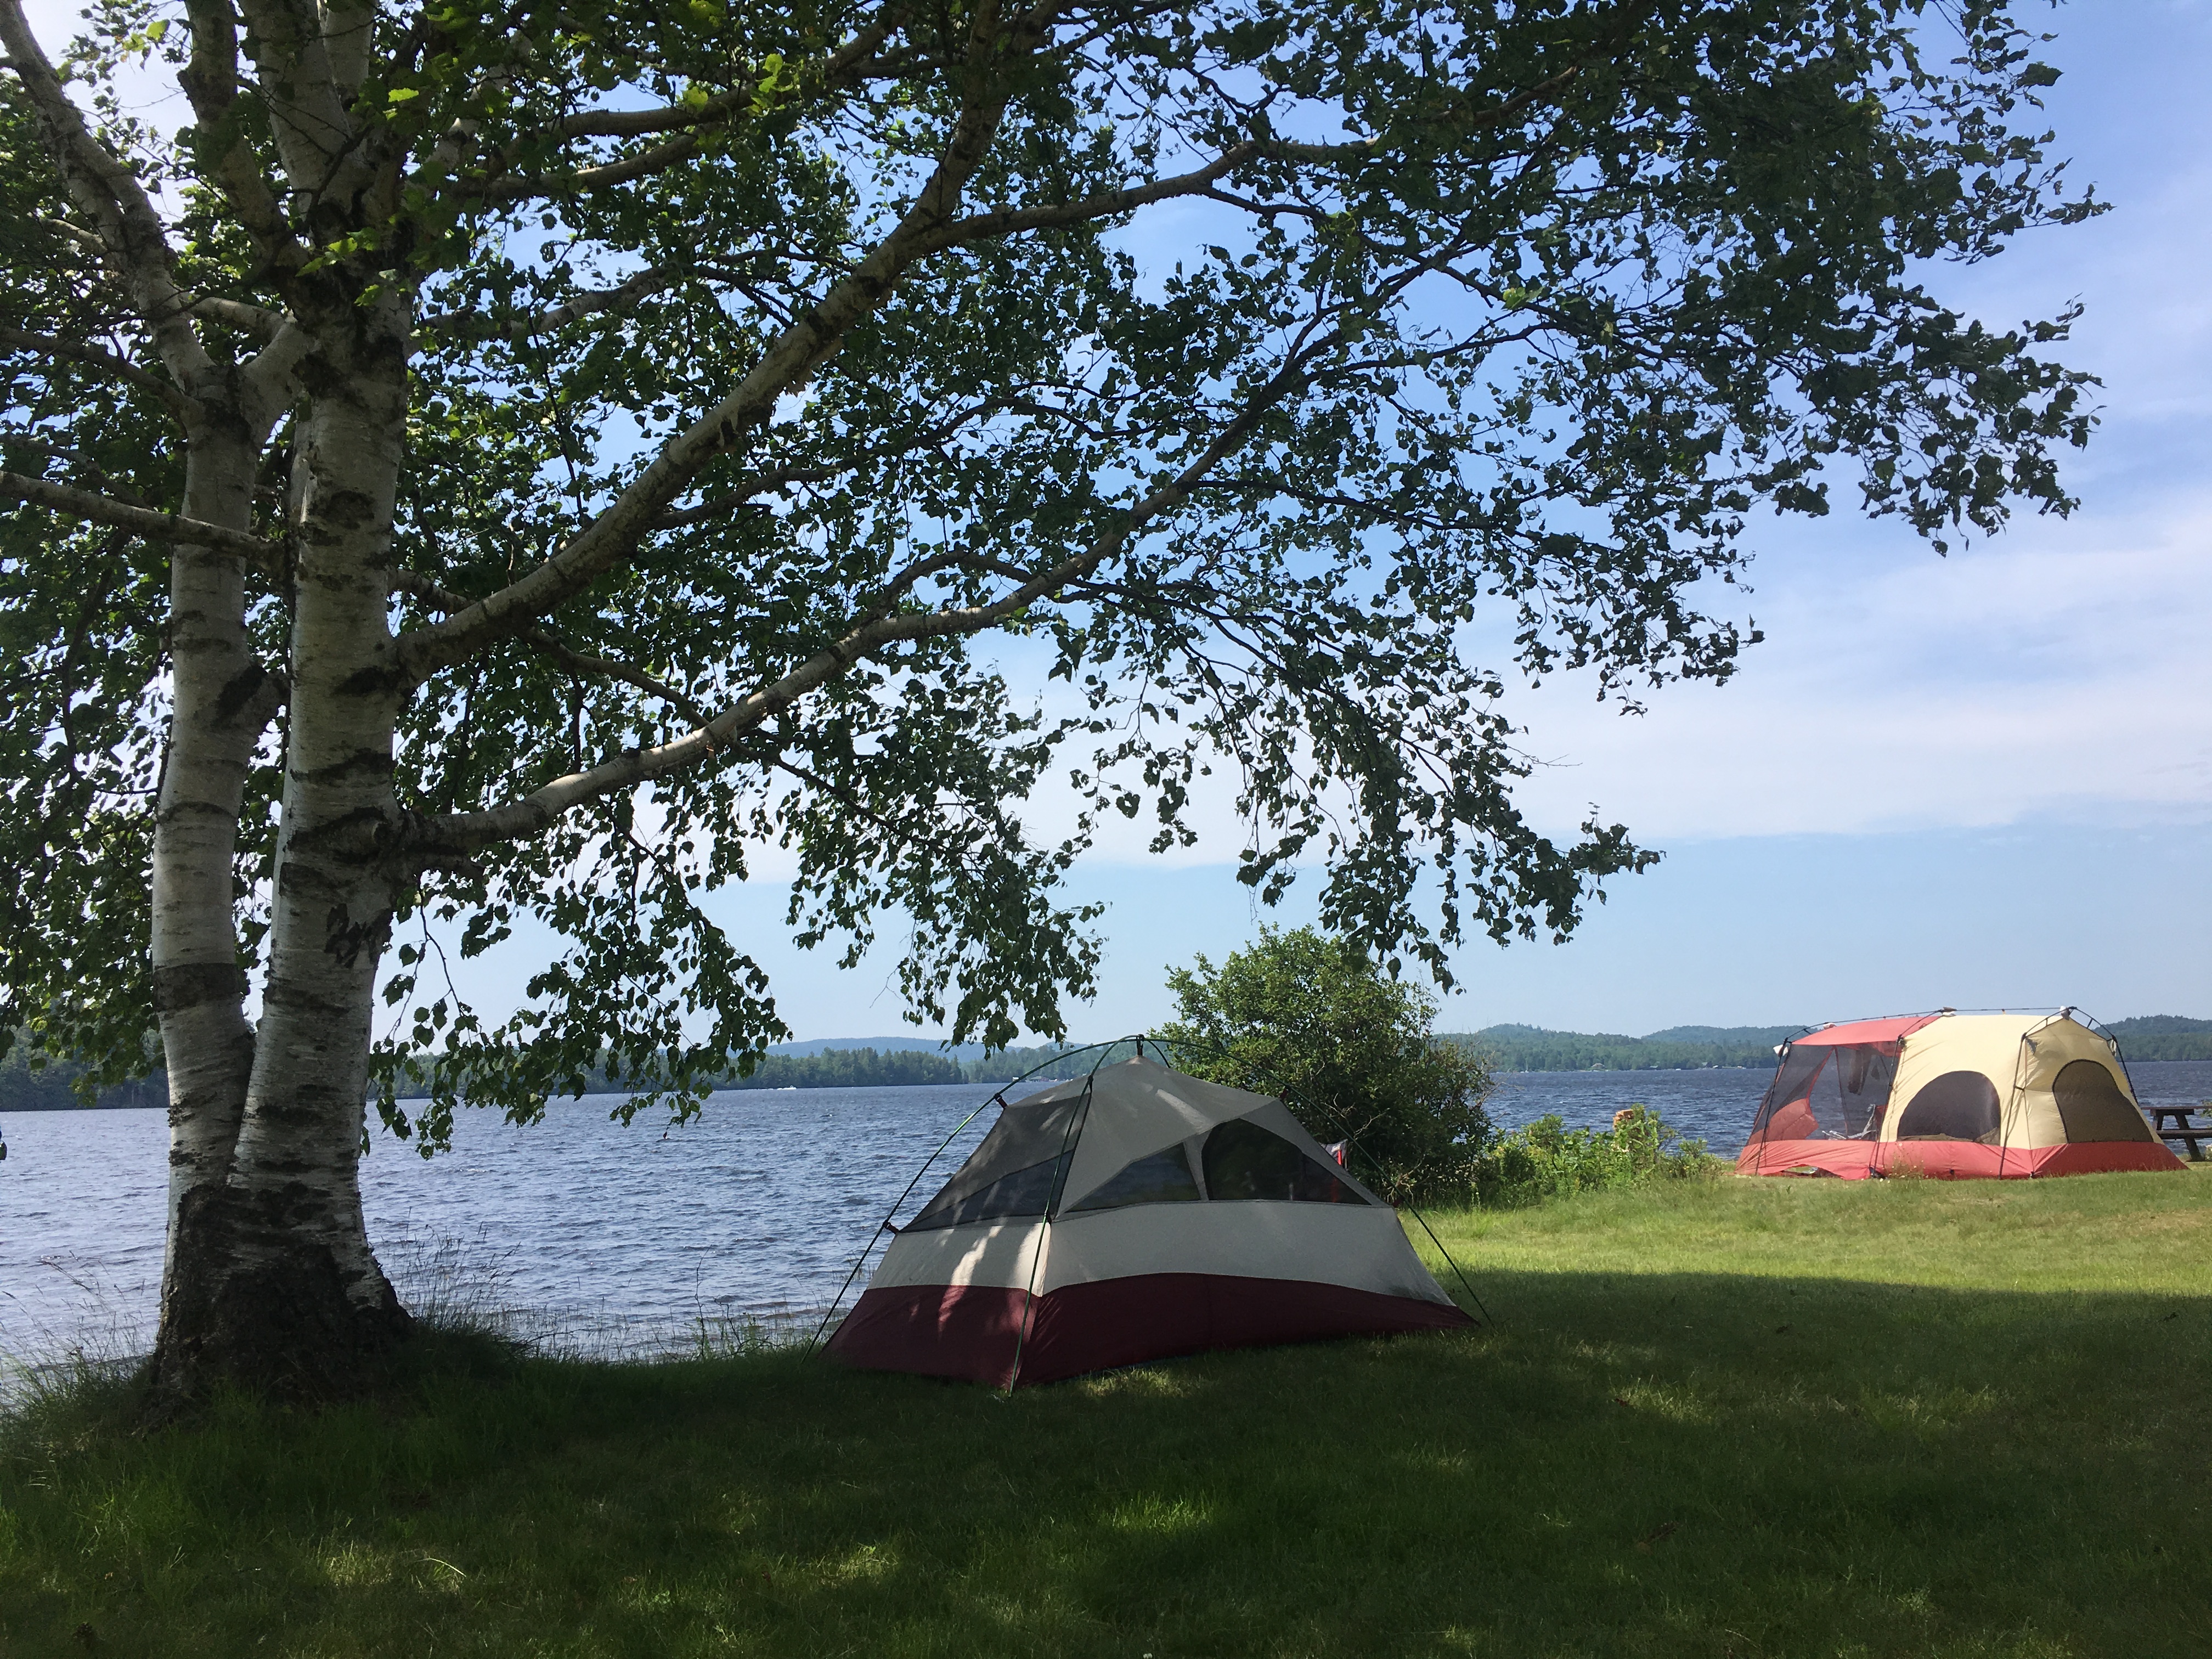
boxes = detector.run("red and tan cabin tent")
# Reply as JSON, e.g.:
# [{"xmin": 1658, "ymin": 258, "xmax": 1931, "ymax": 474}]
[
  {"xmin": 825, "ymin": 1054, "xmax": 1472, "ymax": 1387},
  {"xmin": 1739, "ymin": 1010, "xmax": 2183, "ymax": 1180}
]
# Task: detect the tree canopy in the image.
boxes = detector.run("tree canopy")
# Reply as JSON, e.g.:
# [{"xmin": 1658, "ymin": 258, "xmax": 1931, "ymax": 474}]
[{"xmin": 0, "ymin": 0, "xmax": 2098, "ymax": 1392}]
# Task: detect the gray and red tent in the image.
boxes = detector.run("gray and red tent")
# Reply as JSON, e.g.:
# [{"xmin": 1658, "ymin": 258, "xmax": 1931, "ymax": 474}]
[{"xmin": 825, "ymin": 1054, "xmax": 1471, "ymax": 1387}]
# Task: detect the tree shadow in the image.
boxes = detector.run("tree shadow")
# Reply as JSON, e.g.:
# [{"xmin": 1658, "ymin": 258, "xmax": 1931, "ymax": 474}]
[{"xmin": 9, "ymin": 1271, "xmax": 2209, "ymax": 1657}]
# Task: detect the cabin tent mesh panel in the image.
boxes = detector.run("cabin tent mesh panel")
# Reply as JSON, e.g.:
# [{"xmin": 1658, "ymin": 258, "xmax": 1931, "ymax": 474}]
[
  {"xmin": 908, "ymin": 1151, "xmax": 1076, "ymax": 1229},
  {"xmin": 2052, "ymin": 1059, "xmax": 2154, "ymax": 1143},
  {"xmin": 1895, "ymin": 1071, "xmax": 2002, "ymax": 1142},
  {"xmin": 1749, "ymin": 1043, "xmax": 1900, "ymax": 1142}
]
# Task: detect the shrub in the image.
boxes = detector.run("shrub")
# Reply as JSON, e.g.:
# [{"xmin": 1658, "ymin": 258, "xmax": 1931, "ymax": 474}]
[
  {"xmin": 1471, "ymin": 1106, "xmax": 1722, "ymax": 1207},
  {"xmin": 1156, "ymin": 927, "xmax": 1493, "ymax": 1203}
]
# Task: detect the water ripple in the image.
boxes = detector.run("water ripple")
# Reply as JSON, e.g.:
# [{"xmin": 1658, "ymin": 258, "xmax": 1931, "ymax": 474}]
[{"xmin": 5, "ymin": 1062, "xmax": 2205, "ymax": 1367}]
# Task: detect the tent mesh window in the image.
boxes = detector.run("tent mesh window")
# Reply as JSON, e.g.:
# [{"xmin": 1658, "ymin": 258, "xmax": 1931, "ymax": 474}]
[
  {"xmin": 1201, "ymin": 1118, "xmax": 1368, "ymax": 1204},
  {"xmin": 906, "ymin": 1096, "xmax": 1084, "ymax": 1230},
  {"xmin": 1749, "ymin": 1043, "xmax": 1900, "ymax": 1142},
  {"xmin": 1894, "ymin": 1071, "xmax": 2002, "ymax": 1142},
  {"xmin": 2052, "ymin": 1059, "xmax": 2154, "ymax": 1143},
  {"xmin": 1068, "ymin": 1145, "xmax": 1203, "ymax": 1213},
  {"xmin": 907, "ymin": 1152, "xmax": 1075, "ymax": 1229}
]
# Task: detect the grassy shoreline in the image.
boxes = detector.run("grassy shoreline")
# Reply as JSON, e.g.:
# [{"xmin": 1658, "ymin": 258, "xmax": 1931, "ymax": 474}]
[{"xmin": 5, "ymin": 1172, "xmax": 2210, "ymax": 1656}]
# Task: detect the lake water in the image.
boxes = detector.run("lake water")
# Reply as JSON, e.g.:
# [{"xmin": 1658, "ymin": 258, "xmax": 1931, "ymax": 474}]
[{"xmin": 7, "ymin": 1060, "xmax": 2209, "ymax": 1368}]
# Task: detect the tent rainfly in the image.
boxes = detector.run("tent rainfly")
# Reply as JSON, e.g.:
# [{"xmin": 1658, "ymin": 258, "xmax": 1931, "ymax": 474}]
[
  {"xmin": 825, "ymin": 1054, "xmax": 1472, "ymax": 1387},
  {"xmin": 1738, "ymin": 1011, "xmax": 2184, "ymax": 1179}
]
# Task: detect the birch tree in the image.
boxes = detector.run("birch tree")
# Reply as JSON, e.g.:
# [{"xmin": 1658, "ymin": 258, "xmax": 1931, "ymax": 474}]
[{"xmin": 0, "ymin": 0, "xmax": 2094, "ymax": 1398}]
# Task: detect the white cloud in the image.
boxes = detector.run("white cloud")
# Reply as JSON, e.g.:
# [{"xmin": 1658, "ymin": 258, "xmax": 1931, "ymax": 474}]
[{"xmin": 1504, "ymin": 500, "xmax": 2212, "ymax": 839}]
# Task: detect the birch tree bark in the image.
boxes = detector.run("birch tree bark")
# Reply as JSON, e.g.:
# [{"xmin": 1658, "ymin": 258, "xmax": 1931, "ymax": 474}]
[
  {"xmin": 156, "ymin": 328, "xmax": 417, "ymax": 1393},
  {"xmin": 0, "ymin": 0, "xmax": 2101, "ymax": 1400},
  {"xmin": 151, "ymin": 431, "xmax": 274, "ymax": 1312}
]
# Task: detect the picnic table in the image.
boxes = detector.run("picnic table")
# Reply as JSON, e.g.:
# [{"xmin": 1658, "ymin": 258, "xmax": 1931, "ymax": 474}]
[{"xmin": 2148, "ymin": 1104, "xmax": 2212, "ymax": 1162}]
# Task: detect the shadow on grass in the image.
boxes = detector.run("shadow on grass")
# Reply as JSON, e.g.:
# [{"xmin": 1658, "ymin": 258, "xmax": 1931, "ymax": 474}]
[{"xmin": 4, "ymin": 1270, "xmax": 2209, "ymax": 1658}]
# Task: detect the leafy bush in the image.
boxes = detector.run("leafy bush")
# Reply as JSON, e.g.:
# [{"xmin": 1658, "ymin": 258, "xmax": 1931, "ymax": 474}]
[
  {"xmin": 1471, "ymin": 1107, "xmax": 1722, "ymax": 1207},
  {"xmin": 1156, "ymin": 927, "xmax": 1493, "ymax": 1204}
]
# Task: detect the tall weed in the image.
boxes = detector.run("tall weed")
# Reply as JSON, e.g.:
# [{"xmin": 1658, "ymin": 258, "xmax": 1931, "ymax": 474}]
[{"xmin": 1468, "ymin": 1106, "xmax": 1722, "ymax": 1207}]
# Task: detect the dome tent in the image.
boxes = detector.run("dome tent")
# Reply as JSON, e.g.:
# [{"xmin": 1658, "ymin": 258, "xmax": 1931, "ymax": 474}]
[
  {"xmin": 1739, "ymin": 1010, "xmax": 2183, "ymax": 1180},
  {"xmin": 822, "ymin": 1051, "xmax": 1473, "ymax": 1388}
]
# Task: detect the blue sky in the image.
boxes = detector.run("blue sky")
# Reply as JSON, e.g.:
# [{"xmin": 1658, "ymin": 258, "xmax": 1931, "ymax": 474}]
[
  {"xmin": 22, "ymin": 0, "xmax": 2207, "ymax": 1043},
  {"xmin": 869, "ymin": 2, "xmax": 2212, "ymax": 1040},
  {"xmin": 732, "ymin": 3, "xmax": 2212, "ymax": 1041}
]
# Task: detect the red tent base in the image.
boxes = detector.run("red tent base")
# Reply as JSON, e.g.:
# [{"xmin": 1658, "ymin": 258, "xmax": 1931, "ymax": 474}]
[
  {"xmin": 825, "ymin": 1271, "xmax": 1473, "ymax": 1389},
  {"xmin": 1736, "ymin": 1138, "xmax": 2186, "ymax": 1180}
]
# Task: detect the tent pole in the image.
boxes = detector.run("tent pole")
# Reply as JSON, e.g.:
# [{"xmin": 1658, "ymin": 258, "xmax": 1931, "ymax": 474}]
[
  {"xmin": 1005, "ymin": 1071, "xmax": 1098, "ymax": 1392},
  {"xmin": 1004, "ymin": 1220, "xmax": 1051, "ymax": 1395},
  {"xmin": 2005, "ymin": 1015, "xmax": 2059, "ymax": 1180},
  {"xmin": 806, "ymin": 1091, "xmax": 1003, "ymax": 1355},
  {"xmin": 811, "ymin": 1039, "xmax": 1135, "ymax": 1358},
  {"xmin": 1154, "ymin": 1031, "xmax": 1496, "ymax": 1326}
]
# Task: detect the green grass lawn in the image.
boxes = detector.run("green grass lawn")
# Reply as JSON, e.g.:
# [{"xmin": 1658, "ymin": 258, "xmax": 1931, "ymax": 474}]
[{"xmin": 6, "ymin": 1171, "xmax": 2211, "ymax": 1657}]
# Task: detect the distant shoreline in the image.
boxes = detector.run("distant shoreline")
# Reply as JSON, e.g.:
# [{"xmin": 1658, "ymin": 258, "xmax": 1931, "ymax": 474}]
[{"xmin": 10, "ymin": 1055, "xmax": 2211, "ymax": 1112}]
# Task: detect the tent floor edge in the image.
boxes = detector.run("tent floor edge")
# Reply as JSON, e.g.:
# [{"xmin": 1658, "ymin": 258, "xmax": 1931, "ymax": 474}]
[
  {"xmin": 822, "ymin": 1273, "xmax": 1472, "ymax": 1389},
  {"xmin": 1736, "ymin": 1138, "xmax": 2186, "ymax": 1180}
]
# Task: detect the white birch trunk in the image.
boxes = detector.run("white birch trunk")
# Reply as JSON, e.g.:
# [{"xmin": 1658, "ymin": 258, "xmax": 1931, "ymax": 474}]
[
  {"xmin": 151, "ymin": 311, "xmax": 412, "ymax": 1394},
  {"xmin": 153, "ymin": 446, "xmax": 255, "ymax": 1177},
  {"xmin": 150, "ymin": 419, "xmax": 281, "ymax": 1352}
]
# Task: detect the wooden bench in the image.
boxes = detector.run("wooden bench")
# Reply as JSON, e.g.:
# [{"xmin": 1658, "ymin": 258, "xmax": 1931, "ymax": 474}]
[{"xmin": 2149, "ymin": 1104, "xmax": 2212, "ymax": 1162}]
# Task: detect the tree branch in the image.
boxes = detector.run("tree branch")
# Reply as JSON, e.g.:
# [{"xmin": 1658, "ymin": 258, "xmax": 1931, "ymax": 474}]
[
  {"xmin": 0, "ymin": 325, "xmax": 191, "ymax": 416},
  {"xmin": 419, "ymin": 317, "xmax": 1339, "ymax": 854},
  {"xmin": 391, "ymin": 569, "xmax": 709, "ymax": 724},
  {"xmin": 931, "ymin": 61, "xmax": 1585, "ymax": 246},
  {"xmin": 233, "ymin": 662, "xmax": 289, "ymax": 736},
  {"xmin": 469, "ymin": 132, "xmax": 706, "ymax": 206},
  {"xmin": 238, "ymin": 319, "xmax": 313, "ymax": 427},
  {"xmin": 769, "ymin": 753, "xmax": 994, "ymax": 870},
  {"xmin": 33, "ymin": 213, "xmax": 106, "ymax": 254},
  {"xmin": 393, "ymin": 38, "xmax": 1590, "ymax": 687},
  {"xmin": 937, "ymin": 141, "xmax": 1272, "ymax": 241},
  {"xmin": 650, "ymin": 488, "xmax": 782, "ymax": 533},
  {"xmin": 395, "ymin": 5, "xmax": 1033, "ymax": 686},
  {"xmin": 188, "ymin": 296, "xmax": 291, "ymax": 339},
  {"xmin": 0, "ymin": 469, "xmax": 281, "ymax": 566},
  {"xmin": 557, "ymin": 10, "xmax": 896, "ymax": 139},
  {"xmin": 0, "ymin": 0, "xmax": 215, "ymax": 387},
  {"xmin": 176, "ymin": 0, "xmax": 307, "ymax": 272},
  {"xmin": 529, "ymin": 637, "xmax": 710, "ymax": 728},
  {"xmin": 651, "ymin": 393, "xmax": 1035, "ymax": 527},
  {"xmin": 0, "ymin": 433, "xmax": 159, "ymax": 508},
  {"xmin": 415, "ymin": 266, "xmax": 675, "ymax": 346},
  {"xmin": 228, "ymin": 0, "xmax": 369, "ymax": 201}
]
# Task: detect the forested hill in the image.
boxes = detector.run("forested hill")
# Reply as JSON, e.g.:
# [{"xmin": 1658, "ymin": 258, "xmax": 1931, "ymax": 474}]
[
  {"xmin": 0, "ymin": 1045, "xmax": 166, "ymax": 1111},
  {"xmin": 717, "ymin": 1047, "xmax": 966, "ymax": 1089},
  {"xmin": 1453, "ymin": 1017, "xmax": 2212, "ymax": 1071},
  {"xmin": 10, "ymin": 1018, "xmax": 2205, "ymax": 1108},
  {"xmin": 2104, "ymin": 1017, "xmax": 2212, "ymax": 1061},
  {"xmin": 1445, "ymin": 1025, "xmax": 1805, "ymax": 1073}
]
